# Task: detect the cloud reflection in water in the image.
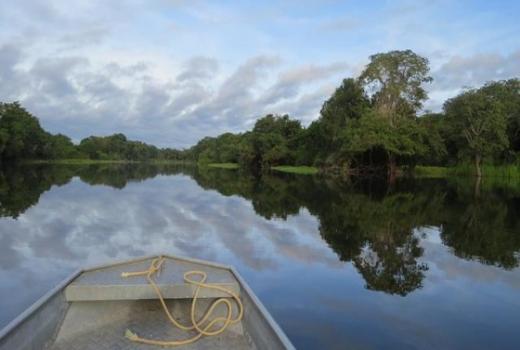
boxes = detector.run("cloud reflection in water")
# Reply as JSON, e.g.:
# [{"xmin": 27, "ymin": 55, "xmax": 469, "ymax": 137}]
[{"xmin": 0, "ymin": 165, "xmax": 519, "ymax": 349}]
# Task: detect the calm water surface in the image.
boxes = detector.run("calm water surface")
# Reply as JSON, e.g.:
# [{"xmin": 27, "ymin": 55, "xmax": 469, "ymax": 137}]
[{"xmin": 0, "ymin": 164, "xmax": 519, "ymax": 349}]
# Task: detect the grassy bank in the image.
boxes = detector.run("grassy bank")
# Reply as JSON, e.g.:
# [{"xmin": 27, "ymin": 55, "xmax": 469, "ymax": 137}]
[
  {"xmin": 205, "ymin": 163, "xmax": 240, "ymax": 169},
  {"xmin": 23, "ymin": 159, "xmax": 194, "ymax": 165},
  {"xmin": 24, "ymin": 159, "xmax": 137, "ymax": 165},
  {"xmin": 450, "ymin": 163, "xmax": 520, "ymax": 178},
  {"xmin": 271, "ymin": 165, "xmax": 318, "ymax": 175},
  {"xmin": 414, "ymin": 166, "xmax": 449, "ymax": 178},
  {"xmin": 202, "ymin": 163, "xmax": 318, "ymax": 174},
  {"xmin": 415, "ymin": 164, "xmax": 520, "ymax": 179}
]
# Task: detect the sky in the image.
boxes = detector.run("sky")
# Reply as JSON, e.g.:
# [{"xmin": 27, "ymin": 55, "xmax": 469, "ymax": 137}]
[{"xmin": 0, "ymin": 0, "xmax": 519, "ymax": 148}]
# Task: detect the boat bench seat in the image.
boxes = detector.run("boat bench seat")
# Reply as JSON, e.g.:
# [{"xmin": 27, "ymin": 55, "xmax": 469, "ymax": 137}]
[{"xmin": 65, "ymin": 257, "xmax": 240, "ymax": 302}]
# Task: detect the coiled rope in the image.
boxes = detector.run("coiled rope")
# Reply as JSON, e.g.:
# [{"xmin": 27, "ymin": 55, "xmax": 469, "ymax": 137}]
[{"xmin": 121, "ymin": 256, "xmax": 243, "ymax": 347}]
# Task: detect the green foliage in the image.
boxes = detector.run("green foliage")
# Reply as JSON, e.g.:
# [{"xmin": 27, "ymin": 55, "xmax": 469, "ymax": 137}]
[
  {"xmin": 307, "ymin": 50, "xmax": 436, "ymax": 174},
  {"xmin": 320, "ymin": 78, "xmax": 370, "ymax": 150},
  {"xmin": 480, "ymin": 79, "xmax": 520, "ymax": 159},
  {"xmin": 336, "ymin": 111, "xmax": 435, "ymax": 174},
  {"xmin": 415, "ymin": 113, "xmax": 449, "ymax": 164},
  {"xmin": 192, "ymin": 114, "xmax": 305, "ymax": 170},
  {"xmin": 293, "ymin": 120, "xmax": 328, "ymax": 165},
  {"xmin": 249, "ymin": 114, "xmax": 303, "ymax": 168},
  {"xmin": 0, "ymin": 102, "xmax": 188, "ymax": 162},
  {"xmin": 449, "ymin": 163, "xmax": 520, "ymax": 179},
  {"xmin": 359, "ymin": 50, "xmax": 433, "ymax": 122},
  {"xmin": 191, "ymin": 133, "xmax": 244, "ymax": 165},
  {"xmin": 77, "ymin": 133, "xmax": 162, "ymax": 161},
  {"xmin": 26, "ymin": 159, "xmax": 136, "ymax": 165},
  {"xmin": 206, "ymin": 163, "xmax": 240, "ymax": 169},
  {"xmin": 0, "ymin": 102, "xmax": 51, "ymax": 160},
  {"xmin": 0, "ymin": 128, "xmax": 8, "ymax": 156},
  {"xmin": 0, "ymin": 50, "xmax": 518, "ymax": 177},
  {"xmin": 414, "ymin": 166, "xmax": 448, "ymax": 178},
  {"xmin": 342, "ymin": 112, "xmax": 426, "ymax": 157},
  {"xmin": 270, "ymin": 166, "xmax": 318, "ymax": 175},
  {"xmin": 46, "ymin": 134, "xmax": 81, "ymax": 159},
  {"xmin": 444, "ymin": 87, "xmax": 509, "ymax": 176}
]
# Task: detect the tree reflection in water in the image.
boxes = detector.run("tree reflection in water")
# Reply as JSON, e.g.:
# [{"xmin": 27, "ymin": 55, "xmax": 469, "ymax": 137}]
[{"xmin": 1, "ymin": 163, "xmax": 519, "ymax": 296}]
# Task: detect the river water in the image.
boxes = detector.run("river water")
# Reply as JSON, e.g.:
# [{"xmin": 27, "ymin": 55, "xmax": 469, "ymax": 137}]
[{"xmin": 0, "ymin": 164, "xmax": 519, "ymax": 349}]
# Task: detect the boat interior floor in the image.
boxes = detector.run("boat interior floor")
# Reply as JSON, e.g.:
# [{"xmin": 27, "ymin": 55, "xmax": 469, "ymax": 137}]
[{"xmin": 47, "ymin": 299, "xmax": 256, "ymax": 350}]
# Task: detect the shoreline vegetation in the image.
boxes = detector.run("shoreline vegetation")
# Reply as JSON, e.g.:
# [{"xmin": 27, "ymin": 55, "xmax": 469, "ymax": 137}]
[
  {"xmin": 204, "ymin": 163, "xmax": 319, "ymax": 175},
  {"xmin": 415, "ymin": 164, "xmax": 520, "ymax": 179},
  {"xmin": 18, "ymin": 160, "xmax": 519, "ymax": 183},
  {"xmin": 271, "ymin": 166, "xmax": 319, "ymax": 175},
  {"xmin": 1, "ymin": 49, "xmax": 519, "ymax": 181},
  {"xmin": 23, "ymin": 159, "xmax": 194, "ymax": 165},
  {"xmin": 206, "ymin": 163, "xmax": 240, "ymax": 169}
]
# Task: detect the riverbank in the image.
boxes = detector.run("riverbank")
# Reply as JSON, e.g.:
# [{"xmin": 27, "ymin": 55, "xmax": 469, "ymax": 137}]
[
  {"xmin": 21, "ymin": 159, "xmax": 194, "ymax": 165},
  {"xmin": 23, "ymin": 159, "xmax": 136, "ymax": 165},
  {"xmin": 201, "ymin": 163, "xmax": 319, "ymax": 174},
  {"xmin": 271, "ymin": 166, "xmax": 318, "ymax": 175},
  {"xmin": 413, "ymin": 166, "xmax": 449, "ymax": 178},
  {"xmin": 206, "ymin": 163, "xmax": 240, "ymax": 169},
  {"xmin": 415, "ymin": 165, "xmax": 520, "ymax": 179},
  {"xmin": 33, "ymin": 159, "xmax": 515, "ymax": 181}
]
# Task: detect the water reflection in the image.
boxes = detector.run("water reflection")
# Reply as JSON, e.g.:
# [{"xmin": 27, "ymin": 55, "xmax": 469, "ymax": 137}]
[
  {"xmin": 191, "ymin": 168, "xmax": 520, "ymax": 293},
  {"xmin": 0, "ymin": 164, "xmax": 519, "ymax": 349},
  {"xmin": 1, "ymin": 164, "xmax": 520, "ymax": 280}
]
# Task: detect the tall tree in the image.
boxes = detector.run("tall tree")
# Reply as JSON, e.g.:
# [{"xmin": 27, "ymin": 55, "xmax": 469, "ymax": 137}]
[
  {"xmin": 341, "ymin": 112, "xmax": 428, "ymax": 178},
  {"xmin": 479, "ymin": 79, "xmax": 520, "ymax": 158},
  {"xmin": 0, "ymin": 102, "xmax": 50, "ymax": 160},
  {"xmin": 248, "ymin": 114, "xmax": 303, "ymax": 168},
  {"xmin": 416, "ymin": 113, "xmax": 448, "ymax": 166},
  {"xmin": 444, "ymin": 89, "xmax": 509, "ymax": 177},
  {"xmin": 359, "ymin": 50, "xmax": 432, "ymax": 125},
  {"xmin": 319, "ymin": 78, "xmax": 370, "ymax": 150}
]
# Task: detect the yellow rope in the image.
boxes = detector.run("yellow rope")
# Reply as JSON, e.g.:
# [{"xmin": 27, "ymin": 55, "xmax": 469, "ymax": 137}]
[{"xmin": 121, "ymin": 256, "xmax": 243, "ymax": 347}]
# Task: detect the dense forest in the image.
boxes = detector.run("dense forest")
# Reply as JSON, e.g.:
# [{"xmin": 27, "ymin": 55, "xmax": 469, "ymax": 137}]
[
  {"xmin": 1, "ymin": 49, "xmax": 519, "ymax": 178},
  {"xmin": 0, "ymin": 102, "xmax": 186, "ymax": 162},
  {"xmin": 188, "ymin": 50, "xmax": 520, "ymax": 178}
]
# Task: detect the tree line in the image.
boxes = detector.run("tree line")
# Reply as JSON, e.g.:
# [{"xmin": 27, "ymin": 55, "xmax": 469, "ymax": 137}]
[
  {"xmin": 1, "ymin": 49, "xmax": 519, "ymax": 177},
  {"xmin": 189, "ymin": 50, "xmax": 519, "ymax": 178},
  {"xmin": 0, "ymin": 102, "xmax": 187, "ymax": 162}
]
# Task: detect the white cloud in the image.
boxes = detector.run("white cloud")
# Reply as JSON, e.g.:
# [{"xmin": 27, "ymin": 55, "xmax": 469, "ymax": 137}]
[
  {"xmin": 0, "ymin": 0, "xmax": 518, "ymax": 146},
  {"xmin": 432, "ymin": 50, "xmax": 520, "ymax": 90}
]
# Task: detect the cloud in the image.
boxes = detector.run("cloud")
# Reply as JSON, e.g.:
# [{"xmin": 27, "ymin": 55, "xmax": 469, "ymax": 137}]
[
  {"xmin": 58, "ymin": 26, "xmax": 110, "ymax": 49},
  {"xmin": 423, "ymin": 50, "xmax": 520, "ymax": 112},
  {"xmin": 0, "ymin": 174, "xmax": 338, "ymax": 273},
  {"xmin": 30, "ymin": 56, "xmax": 86, "ymax": 97},
  {"xmin": 319, "ymin": 18, "xmax": 360, "ymax": 32},
  {"xmin": 260, "ymin": 62, "xmax": 349, "ymax": 106},
  {"xmin": 215, "ymin": 55, "xmax": 281, "ymax": 103},
  {"xmin": 176, "ymin": 56, "xmax": 219, "ymax": 82},
  {"xmin": 432, "ymin": 50, "xmax": 520, "ymax": 90},
  {"xmin": 171, "ymin": 55, "xmax": 282, "ymax": 138},
  {"xmin": 1, "ymin": 0, "xmax": 519, "ymax": 145},
  {"xmin": 0, "ymin": 44, "xmax": 26, "ymax": 99},
  {"xmin": 275, "ymin": 84, "xmax": 337, "ymax": 123},
  {"xmin": 1, "ymin": 42, "xmax": 335, "ymax": 147}
]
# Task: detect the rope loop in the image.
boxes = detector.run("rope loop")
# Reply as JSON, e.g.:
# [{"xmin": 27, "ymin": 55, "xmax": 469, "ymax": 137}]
[{"xmin": 121, "ymin": 256, "xmax": 243, "ymax": 347}]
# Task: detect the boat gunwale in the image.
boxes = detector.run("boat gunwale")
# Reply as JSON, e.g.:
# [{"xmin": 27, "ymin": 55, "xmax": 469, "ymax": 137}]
[
  {"xmin": 0, "ymin": 269, "xmax": 82, "ymax": 340},
  {"xmin": 0, "ymin": 254, "xmax": 295, "ymax": 349}
]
